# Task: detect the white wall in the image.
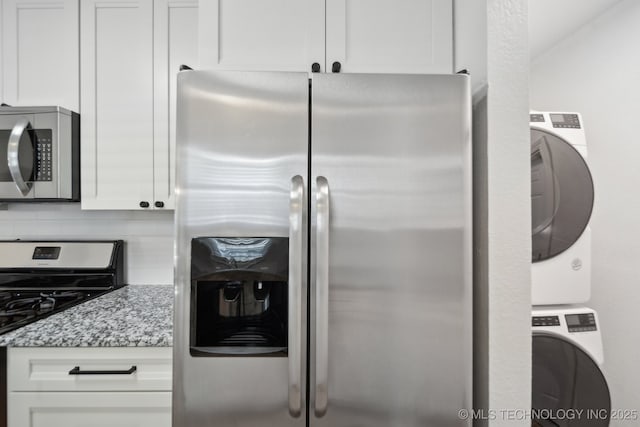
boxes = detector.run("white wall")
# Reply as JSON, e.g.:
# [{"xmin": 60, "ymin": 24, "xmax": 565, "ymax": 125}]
[
  {"xmin": 485, "ymin": 1, "xmax": 532, "ymax": 425},
  {"xmin": 0, "ymin": 204, "xmax": 174, "ymax": 285},
  {"xmin": 456, "ymin": 0, "xmax": 531, "ymax": 425},
  {"xmin": 530, "ymin": 0, "xmax": 640, "ymax": 422},
  {"xmin": 528, "ymin": 0, "xmax": 622, "ymax": 60}
]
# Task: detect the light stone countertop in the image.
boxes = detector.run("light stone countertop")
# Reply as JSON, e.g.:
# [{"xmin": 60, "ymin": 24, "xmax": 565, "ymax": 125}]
[{"xmin": 0, "ymin": 285, "xmax": 173, "ymax": 347}]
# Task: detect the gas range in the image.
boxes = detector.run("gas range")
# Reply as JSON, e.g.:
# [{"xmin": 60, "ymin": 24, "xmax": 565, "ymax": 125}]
[{"xmin": 0, "ymin": 240, "xmax": 125, "ymax": 335}]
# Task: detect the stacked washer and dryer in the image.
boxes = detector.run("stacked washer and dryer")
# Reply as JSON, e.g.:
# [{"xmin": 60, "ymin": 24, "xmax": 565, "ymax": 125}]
[{"xmin": 530, "ymin": 112, "xmax": 610, "ymax": 426}]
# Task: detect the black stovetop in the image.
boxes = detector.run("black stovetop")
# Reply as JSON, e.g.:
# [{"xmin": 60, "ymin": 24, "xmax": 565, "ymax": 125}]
[{"xmin": 0, "ymin": 287, "xmax": 118, "ymax": 335}]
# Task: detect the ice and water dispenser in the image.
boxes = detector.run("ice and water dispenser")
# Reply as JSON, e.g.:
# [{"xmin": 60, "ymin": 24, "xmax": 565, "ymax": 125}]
[{"xmin": 190, "ymin": 237, "xmax": 289, "ymax": 356}]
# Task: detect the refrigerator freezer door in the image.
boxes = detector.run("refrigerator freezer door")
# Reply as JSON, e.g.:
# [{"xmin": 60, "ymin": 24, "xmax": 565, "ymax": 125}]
[
  {"xmin": 310, "ymin": 74, "xmax": 472, "ymax": 426},
  {"xmin": 173, "ymin": 71, "xmax": 309, "ymax": 427}
]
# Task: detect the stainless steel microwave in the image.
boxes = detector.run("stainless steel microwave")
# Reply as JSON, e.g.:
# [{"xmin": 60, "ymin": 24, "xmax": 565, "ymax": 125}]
[{"xmin": 0, "ymin": 106, "xmax": 79, "ymax": 201}]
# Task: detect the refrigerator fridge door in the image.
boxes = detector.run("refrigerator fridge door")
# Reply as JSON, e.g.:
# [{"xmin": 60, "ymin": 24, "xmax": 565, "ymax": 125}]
[
  {"xmin": 310, "ymin": 74, "xmax": 472, "ymax": 427},
  {"xmin": 173, "ymin": 71, "xmax": 309, "ymax": 427}
]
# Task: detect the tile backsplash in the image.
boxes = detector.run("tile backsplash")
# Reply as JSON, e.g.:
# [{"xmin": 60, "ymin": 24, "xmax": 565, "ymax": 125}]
[{"xmin": 0, "ymin": 204, "xmax": 174, "ymax": 285}]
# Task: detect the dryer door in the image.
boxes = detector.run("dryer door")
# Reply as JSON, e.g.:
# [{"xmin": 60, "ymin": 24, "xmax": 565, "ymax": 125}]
[
  {"xmin": 532, "ymin": 335, "xmax": 610, "ymax": 426},
  {"xmin": 531, "ymin": 129, "xmax": 594, "ymax": 262}
]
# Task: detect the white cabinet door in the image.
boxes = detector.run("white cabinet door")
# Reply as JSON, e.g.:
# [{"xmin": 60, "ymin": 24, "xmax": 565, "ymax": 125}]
[
  {"xmin": 8, "ymin": 392, "xmax": 171, "ymax": 427},
  {"xmin": 1, "ymin": 0, "xmax": 79, "ymax": 110},
  {"xmin": 153, "ymin": 0, "xmax": 198, "ymax": 210},
  {"xmin": 80, "ymin": 0, "xmax": 155, "ymax": 210},
  {"xmin": 325, "ymin": 0, "xmax": 453, "ymax": 74},
  {"xmin": 199, "ymin": 0, "xmax": 325, "ymax": 73}
]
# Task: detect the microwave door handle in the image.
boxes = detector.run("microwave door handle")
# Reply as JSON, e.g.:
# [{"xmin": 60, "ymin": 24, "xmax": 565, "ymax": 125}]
[
  {"xmin": 288, "ymin": 175, "xmax": 305, "ymax": 417},
  {"xmin": 7, "ymin": 118, "xmax": 33, "ymax": 196},
  {"xmin": 315, "ymin": 176, "xmax": 330, "ymax": 417}
]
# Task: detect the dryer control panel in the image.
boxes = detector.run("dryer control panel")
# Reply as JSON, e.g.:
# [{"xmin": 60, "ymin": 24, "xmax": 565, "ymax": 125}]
[
  {"xmin": 565, "ymin": 313, "xmax": 597, "ymax": 332},
  {"xmin": 529, "ymin": 113, "xmax": 545, "ymax": 122},
  {"xmin": 532, "ymin": 316, "xmax": 560, "ymax": 327},
  {"xmin": 550, "ymin": 113, "xmax": 581, "ymax": 129}
]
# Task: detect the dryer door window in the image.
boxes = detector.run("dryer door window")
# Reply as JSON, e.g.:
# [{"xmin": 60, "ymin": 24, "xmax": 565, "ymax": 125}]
[
  {"xmin": 532, "ymin": 335, "xmax": 610, "ymax": 426},
  {"xmin": 531, "ymin": 129, "xmax": 594, "ymax": 262}
]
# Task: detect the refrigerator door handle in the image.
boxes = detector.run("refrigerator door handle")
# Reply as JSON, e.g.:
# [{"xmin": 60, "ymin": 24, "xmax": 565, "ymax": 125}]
[
  {"xmin": 314, "ymin": 175, "xmax": 330, "ymax": 417},
  {"xmin": 288, "ymin": 175, "xmax": 305, "ymax": 417}
]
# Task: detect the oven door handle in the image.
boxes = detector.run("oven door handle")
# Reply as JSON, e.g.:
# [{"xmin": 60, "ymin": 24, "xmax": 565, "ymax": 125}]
[
  {"xmin": 7, "ymin": 118, "xmax": 34, "ymax": 196},
  {"xmin": 288, "ymin": 175, "xmax": 305, "ymax": 417}
]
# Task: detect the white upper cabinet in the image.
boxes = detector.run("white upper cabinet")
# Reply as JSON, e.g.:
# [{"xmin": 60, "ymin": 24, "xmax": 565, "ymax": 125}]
[
  {"xmin": 81, "ymin": 0, "xmax": 198, "ymax": 210},
  {"xmin": 325, "ymin": 0, "xmax": 453, "ymax": 74},
  {"xmin": 154, "ymin": 0, "xmax": 199, "ymax": 210},
  {"xmin": 198, "ymin": 0, "xmax": 452, "ymax": 74},
  {"xmin": 80, "ymin": 0, "xmax": 155, "ymax": 210},
  {"xmin": 1, "ymin": 0, "xmax": 79, "ymax": 110},
  {"xmin": 198, "ymin": 0, "xmax": 326, "ymax": 73}
]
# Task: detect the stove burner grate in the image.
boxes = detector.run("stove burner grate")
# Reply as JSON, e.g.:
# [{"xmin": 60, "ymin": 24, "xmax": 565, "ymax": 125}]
[{"xmin": 0, "ymin": 288, "xmax": 114, "ymax": 335}]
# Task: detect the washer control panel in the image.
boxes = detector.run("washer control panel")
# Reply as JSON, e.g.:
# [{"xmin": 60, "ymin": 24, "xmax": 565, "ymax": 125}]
[
  {"xmin": 532, "ymin": 316, "xmax": 560, "ymax": 327},
  {"xmin": 565, "ymin": 313, "xmax": 597, "ymax": 332},
  {"xmin": 529, "ymin": 113, "xmax": 545, "ymax": 122},
  {"xmin": 550, "ymin": 113, "xmax": 581, "ymax": 129}
]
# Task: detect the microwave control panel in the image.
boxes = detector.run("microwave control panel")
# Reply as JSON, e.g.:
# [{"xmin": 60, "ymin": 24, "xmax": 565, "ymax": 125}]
[{"xmin": 34, "ymin": 129, "xmax": 53, "ymax": 181}]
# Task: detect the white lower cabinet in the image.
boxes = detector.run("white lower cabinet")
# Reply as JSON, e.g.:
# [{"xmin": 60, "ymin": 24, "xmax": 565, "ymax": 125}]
[
  {"xmin": 9, "ymin": 392, "xmax": 171, "ymax": 427},
  {"xmin": 7, "ymin": 347, "xmax": 172, "ymax": 427}
]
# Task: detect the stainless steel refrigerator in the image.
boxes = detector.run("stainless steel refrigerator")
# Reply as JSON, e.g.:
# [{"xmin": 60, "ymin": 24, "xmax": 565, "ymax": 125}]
[{"xmin": 173, "ymin": 71, "xmax": 472, "ymax": 427}]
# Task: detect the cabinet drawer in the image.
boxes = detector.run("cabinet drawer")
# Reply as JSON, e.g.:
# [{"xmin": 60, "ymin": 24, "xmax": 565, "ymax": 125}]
[
  {"xmin": 8, "ymin": 391, "xmax": 171, "ymax": 427},
  {"xmin": 8, "ymin": 347, "xmax": 172, "ymax": 392}
]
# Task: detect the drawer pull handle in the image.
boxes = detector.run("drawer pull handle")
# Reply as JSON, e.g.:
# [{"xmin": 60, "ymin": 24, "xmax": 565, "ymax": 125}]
[{"xmin": 68, "ymin": 365, "xmax": 137, "ymax": 375}]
